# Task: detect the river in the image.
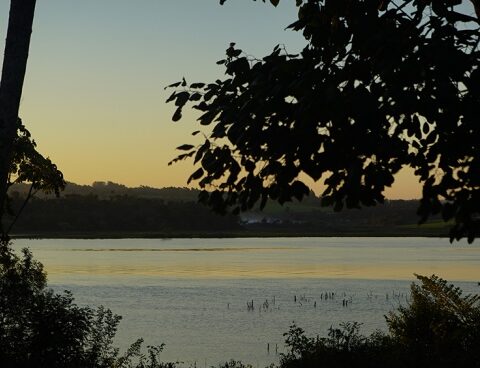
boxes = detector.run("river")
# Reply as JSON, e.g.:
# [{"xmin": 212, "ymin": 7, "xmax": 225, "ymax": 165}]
[{"xmin": 12, "ymin": 237, "xmax": 480, "ymax": 366}]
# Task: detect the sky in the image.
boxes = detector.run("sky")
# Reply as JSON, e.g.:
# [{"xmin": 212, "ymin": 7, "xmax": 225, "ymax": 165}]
[{"xmin": 0, "ymin": 0, "xmax": 427, "ymax": 199}]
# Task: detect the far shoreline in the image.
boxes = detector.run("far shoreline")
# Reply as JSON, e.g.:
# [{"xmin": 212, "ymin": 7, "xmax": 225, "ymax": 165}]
[{"xmin": 10, "ymin": 230, "xmax": 449, "ymax": 240}]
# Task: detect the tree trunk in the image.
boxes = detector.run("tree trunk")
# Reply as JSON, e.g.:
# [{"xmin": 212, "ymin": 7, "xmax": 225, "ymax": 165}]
[{"xmin": 0, "ymin": 0, "xmax": 37, "ymax": 239}]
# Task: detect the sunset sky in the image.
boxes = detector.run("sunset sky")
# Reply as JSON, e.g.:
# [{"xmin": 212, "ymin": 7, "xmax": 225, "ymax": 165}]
[{"xmin": 0, "ymin": 0, "xmax": 457, "ymax": 199}]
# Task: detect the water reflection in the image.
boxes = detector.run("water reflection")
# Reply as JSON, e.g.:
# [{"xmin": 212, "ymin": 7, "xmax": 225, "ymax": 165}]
[{"xmin": 12, "ymin": 237, "xmax": 480, "ymax": 283}]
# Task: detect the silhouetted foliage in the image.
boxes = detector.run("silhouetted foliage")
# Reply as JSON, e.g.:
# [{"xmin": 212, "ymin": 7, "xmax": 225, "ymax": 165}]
[
  {"xmin": 386, "ymin": 274, "xmax": 480, "ymax": 367},
  {"xmin": 280, "ymin": 322, "xmax": 391, "ymax": 368},
  {"xmin": 168, "ymin": 0, "xmax": 479, "ymax": 242},
  {"xmin": 279, "ymin": 274, "xmax": 480, "ymax": 368},
  {"xmin": 1, "ymin": 120, "xmax": 65, "ymax": 240}
]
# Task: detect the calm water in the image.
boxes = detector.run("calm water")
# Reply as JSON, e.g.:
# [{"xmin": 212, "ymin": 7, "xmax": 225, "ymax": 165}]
[{"xmin": 12, "ymin": 237, "xmax": 480, "ymax": 366}]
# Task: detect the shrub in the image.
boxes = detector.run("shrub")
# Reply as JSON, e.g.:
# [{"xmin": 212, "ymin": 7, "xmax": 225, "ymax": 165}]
[
  {"xmin": 386, "ymin": 274, "xmax": 480, "ymax": 367},
  {"xmin": 280, "ymin": 275, "xmax": 480, "ymax": 368},
  {"xmin": 280, "ymin": 322, "xmax": 391, "ymax": 368}
]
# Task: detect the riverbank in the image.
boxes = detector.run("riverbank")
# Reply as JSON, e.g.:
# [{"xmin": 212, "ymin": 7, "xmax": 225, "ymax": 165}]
[{"xmin": 10, "ymin": 228, "xmax": 448, "ymax": 239}]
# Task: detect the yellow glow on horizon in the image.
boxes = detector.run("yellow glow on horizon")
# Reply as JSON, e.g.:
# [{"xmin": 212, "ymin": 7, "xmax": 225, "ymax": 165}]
[
  {"xmin": 8, "ymin": 0, "xmax": 422, "ymax": 199},
  {"xmin": 23, "ymin": 94, "xmax": 422, "ymax": 198}
]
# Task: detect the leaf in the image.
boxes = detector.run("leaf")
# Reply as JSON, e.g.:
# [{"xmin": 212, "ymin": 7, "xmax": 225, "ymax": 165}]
[
  {"xmin": 226, "ymin": 45, "xmax": 242, "ymax": 58},
  {"xmin": 226, "ymin": 57, "xmax": 250, "ymax": 75},
  {"xmin": 165, "ymin": 91, "xmax": 176, "ymax": 103},
  {"xmin": 176, "ymin": 144, "xmax": 194, "ymax": 151},
  {"xmin": 195, "ymin": 140, "xmax": 210, "ymax": 164},
  {"xmin": 165, "ymin": 81, "xmax": 181, "ymax": 89},
  {"xmin": 422, "ymin": 122, "xmax": 430, "ymax": 135},
  {"xmin": 172, "ymin": 107, "xmax": 182, "ymax": 122},
  {"xmin": 190, "ymin": 82, "xmax": 206, "ymax": 89},
  {"xmin": 188, "ymin": 168, "xmax": 204, "ymax": 184},
  {"xmin": 190, "ymin": 92, "xmax": 202, "ymax": 101},
  {"xmin": 175, "ymin": 91, "xmax": 190, "ymax": 107}
]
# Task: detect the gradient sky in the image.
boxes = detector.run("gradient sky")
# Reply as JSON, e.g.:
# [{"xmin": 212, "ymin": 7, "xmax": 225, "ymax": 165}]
[{"xmin": 0, "ymin": 0, "xmax": 432, "ymax": 199}]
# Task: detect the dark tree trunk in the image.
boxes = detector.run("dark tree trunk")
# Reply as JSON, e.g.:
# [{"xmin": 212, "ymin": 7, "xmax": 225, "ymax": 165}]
[{"xmin": 0, "ymin": 0, "xmax": 37, "ymax": 239}]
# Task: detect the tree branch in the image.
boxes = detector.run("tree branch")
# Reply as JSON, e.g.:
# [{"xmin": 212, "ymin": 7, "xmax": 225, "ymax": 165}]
[{"xmin": 5, "ymin": 182, "xmax": 36, "ymax": 237}]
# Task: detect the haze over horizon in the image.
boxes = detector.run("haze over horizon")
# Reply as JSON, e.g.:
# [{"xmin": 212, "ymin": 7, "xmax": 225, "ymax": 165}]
[{"xmin": 1, "ymin": 0, "xmax": 462, "ymax": 200}]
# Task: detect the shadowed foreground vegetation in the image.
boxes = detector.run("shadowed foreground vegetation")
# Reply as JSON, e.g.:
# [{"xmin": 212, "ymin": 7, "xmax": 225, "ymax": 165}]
[
  {"xmin": 279, "ymin": 275, "xmax": 480, "ymax": 368},
  {"xmin": 1, "ymin": 243, "xmax": 480, "ymax": 368}
]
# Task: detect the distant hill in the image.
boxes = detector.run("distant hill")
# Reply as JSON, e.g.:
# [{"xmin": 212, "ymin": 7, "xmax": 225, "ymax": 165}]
[{"xmin": 10, "ymin": 181, "xmax": 200, "ymax": 202}]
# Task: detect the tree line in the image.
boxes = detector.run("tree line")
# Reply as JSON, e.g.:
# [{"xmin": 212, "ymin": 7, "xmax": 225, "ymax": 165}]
[
  {"xmin": 6, "ymin": 193, "xmax": 241, "ymax": 237},
  {"xmin": 4, "ymin": 185, "xmax": 446, "ymax": 237}
]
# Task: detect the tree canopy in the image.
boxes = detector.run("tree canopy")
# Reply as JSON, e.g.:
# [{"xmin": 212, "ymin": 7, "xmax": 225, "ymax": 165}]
[
  {"xmin": 1, "ymin": 120, "xmax": 65, "ymax": 241},
  {"xmin": 167, "ymin": 0, "xmax": 480, "ymax": 242}
]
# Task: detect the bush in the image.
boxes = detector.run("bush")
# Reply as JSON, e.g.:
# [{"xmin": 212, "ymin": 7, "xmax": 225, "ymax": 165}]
[
  {"xmin": 280, "ymin": 275, "xmax": 480, "ymax": 368},
  {"xmin": 386, "ymin": 274, "xmax": 480, "ymax": 367},
  {"xmin": 279, "ymin": 322, "xmax": 392, "ymax": 368}
]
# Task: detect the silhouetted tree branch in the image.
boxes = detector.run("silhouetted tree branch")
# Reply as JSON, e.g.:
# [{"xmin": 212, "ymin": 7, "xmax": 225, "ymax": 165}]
[{"xmin": 168, "ymin": 0, "xmax": 480, "ymax": 242}]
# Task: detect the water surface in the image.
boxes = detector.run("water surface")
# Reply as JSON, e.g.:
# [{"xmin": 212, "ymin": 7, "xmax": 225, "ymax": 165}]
[{"xmin": 13, "ymin": 237, "xmax": 480, "ymax": 366}]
